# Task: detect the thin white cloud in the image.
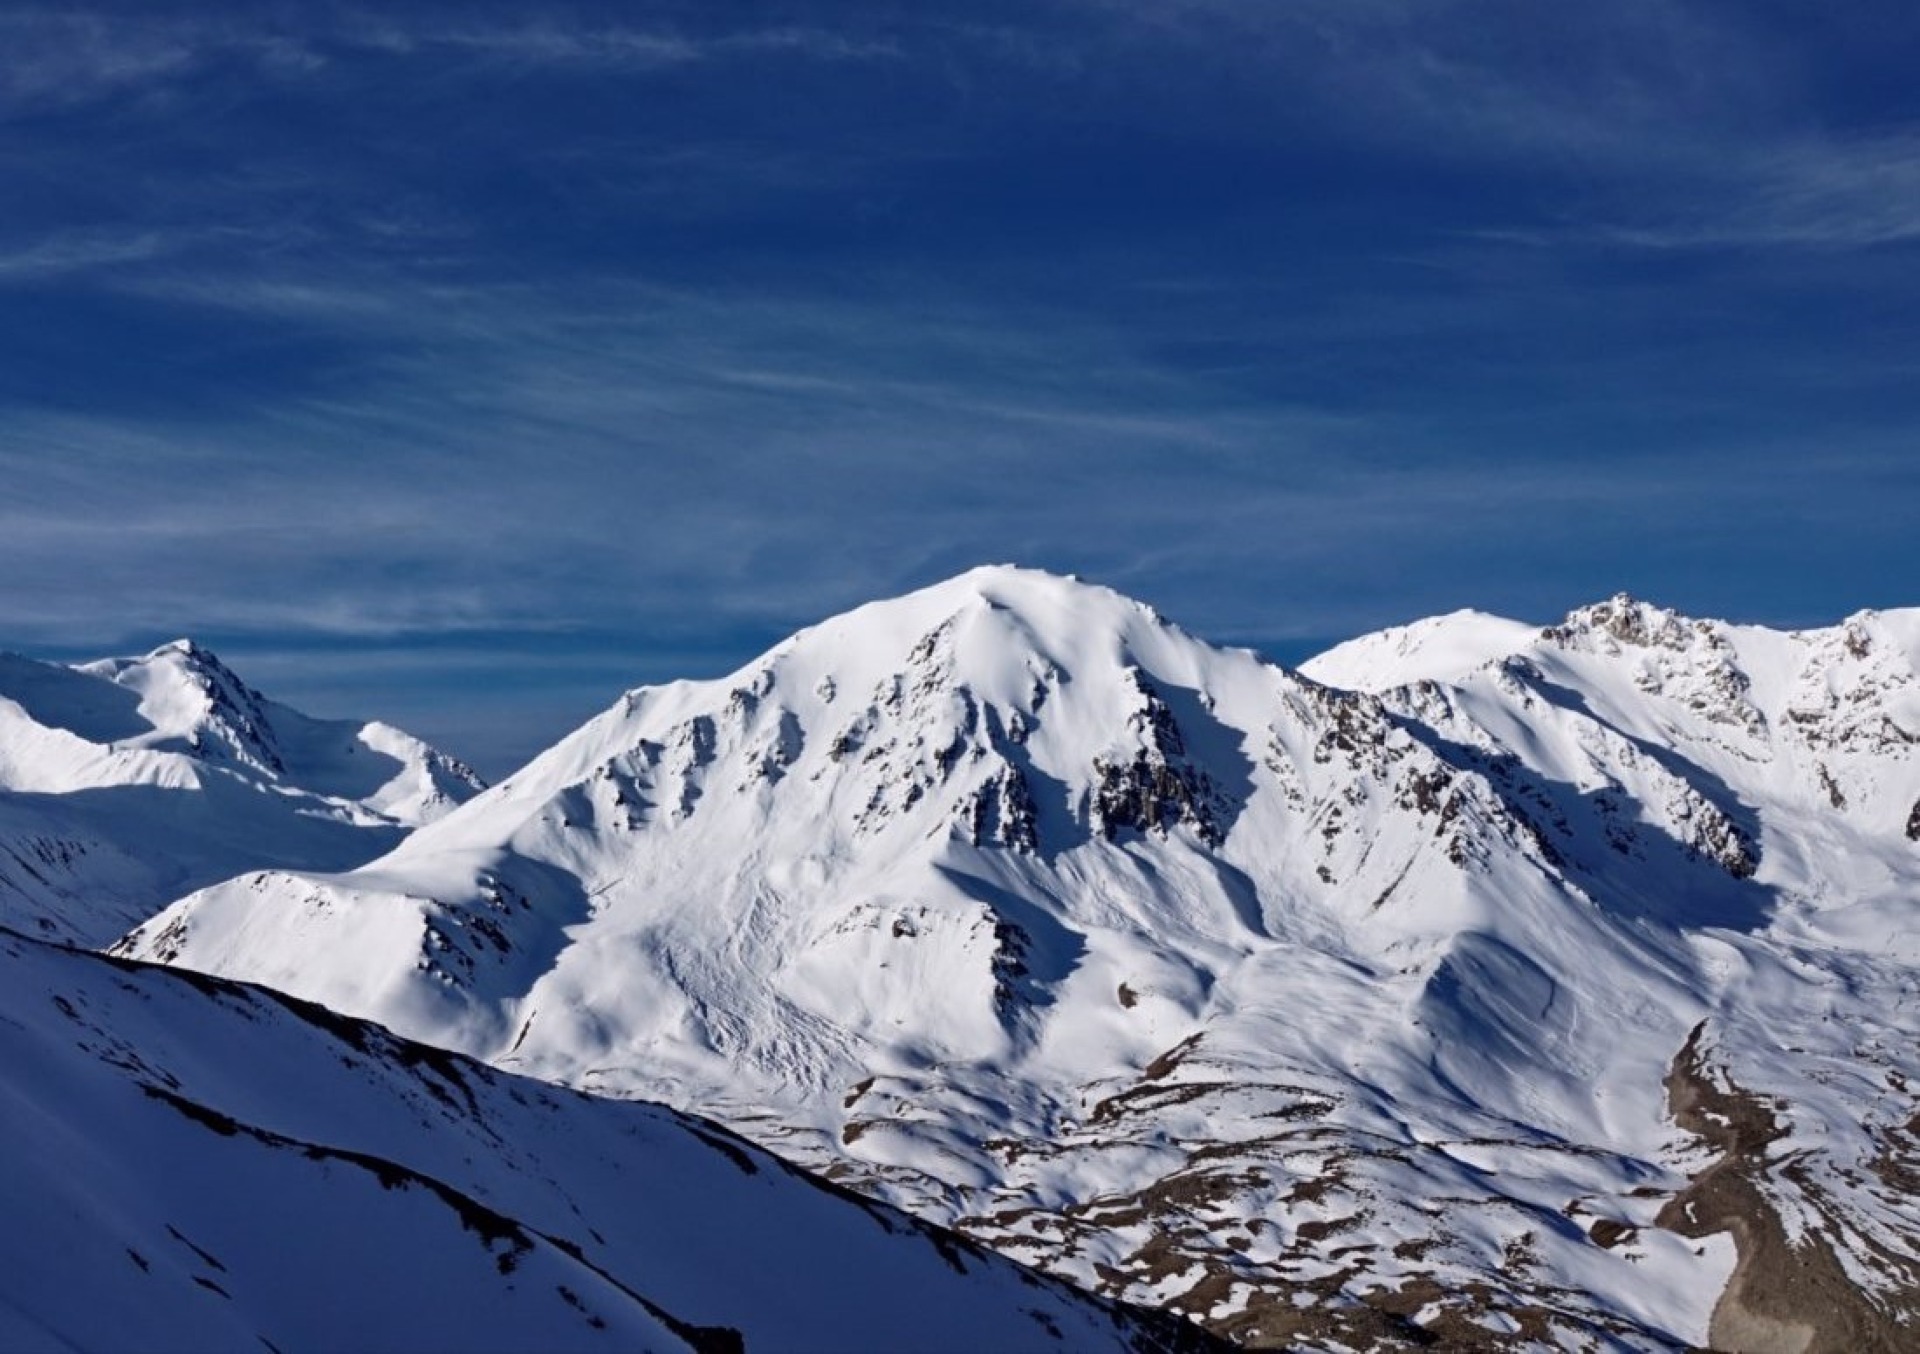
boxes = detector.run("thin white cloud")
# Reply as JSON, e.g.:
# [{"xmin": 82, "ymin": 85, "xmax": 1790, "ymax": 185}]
[
  {"xmin": 1606, "ymin": 134, "xmax": 1920, "ymax": 250},
  {"xmin": 0, "ymin": 8, "xmax": 901, "ymax": 114},
  {"xmin": 422, "ymin": 24, "xmax": 701, "ymax": 68},
  {"xmin": 0, "ymin": 10, "xmax": 331, "ymax": 110},
  {"xmin": 417, "ymin": 22, "xmax": 901, "ymax": 67},
  {"xmin": 0, "ymin": 230, "xmax": 176, "ymax": 280},
  {"xmin": 1057, "ymin": 0, "xmax": 1773, "ymax": 164},
  {"xmin": 0, "ymin": 12, "xmax": 197, "ymax": 107},
  {"xmin": 1048, "ymin": 0, "xmax": 1920, "ymax": 259},
  {"xmin": 0, "ymin": 260, "xmax": 1365, "ymax": 647},
  {"xmin": 9, "ymin": 251, "xmax": 1901, "ymax": 652}
]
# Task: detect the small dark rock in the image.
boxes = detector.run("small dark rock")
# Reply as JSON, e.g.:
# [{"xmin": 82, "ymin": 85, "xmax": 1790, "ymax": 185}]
[{"xmin": 1588, "ymin": 1218, "xmax": 1635, "ymax": 1250}]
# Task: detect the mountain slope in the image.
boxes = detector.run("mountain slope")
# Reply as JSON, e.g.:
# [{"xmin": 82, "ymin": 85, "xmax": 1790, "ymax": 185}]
[
  {"xmin": 0, "ymin": 641, "xmax": 483, "ymax": 944},
  {"xmin": 0, "ymin": 924, "xmax": 1209, "ymax": 1353},
  {"xmin": 119, "ymin": 569, "xmax": 1920, "ymax": 1348}
]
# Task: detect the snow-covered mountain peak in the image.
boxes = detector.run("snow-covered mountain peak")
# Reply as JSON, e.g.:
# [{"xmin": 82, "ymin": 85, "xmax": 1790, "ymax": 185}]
[
  {"xmin": 751, "ymin": 564, "xmax": 1212, "ymax": 701},
  {"xmin": 453, "ymin": 565, "xmax": 1282, "ymax": 864},
  {"xmin": 78, "ymin": 639, "xmax": 487, "ymax": 809},
  {"xmin": 0, "ymin": 644, "xmax": 485, "ymax": 944},
  {"xmin": 153, "ymin": 636, "xmax": 218, "ymax": 661},
  {"xmin": 1310, "ymin": 594, "xmax": 1917, "ymax": 781},
  {"xmin": 1543, "ymin": 591, "xmax": 1702, "ymax": 653},
  {"xmin": 78, "ymin": 637, "xmax": 288, "ymax": 775},
  {"xmin": 1778, "ymin": 608, "xmax": 1920, "ymax": 757},
  {"xmin": 114, "ymin": 575, "xmax": 1920, "ymax": 1348},
  {"xmin": 125, "ymin": 569, "xmax": 1453, "ymax": 1065},
  {"xmin": 1300, "ymin": 607, "xmax": 1538, "ymax": 692}
]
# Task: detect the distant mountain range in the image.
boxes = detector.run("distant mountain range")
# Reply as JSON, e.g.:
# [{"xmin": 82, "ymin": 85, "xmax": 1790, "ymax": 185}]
[
  {"xmin": 0, "ymin": 638, "xmax": 484, "ymax": 945},
  {"xmin": 11, "ymin": 568, "xmax": 1918, "ymax": 1350}
]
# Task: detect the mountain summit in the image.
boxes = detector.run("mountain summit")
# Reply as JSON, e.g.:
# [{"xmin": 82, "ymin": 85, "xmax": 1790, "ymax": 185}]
[
  {"xmin": 118, "ymin": 569, "xmax": 1920, "ymax": 1348},
  {"xmin": 0, "ymin": 641, "xmax": 483, "ymax": 944}
]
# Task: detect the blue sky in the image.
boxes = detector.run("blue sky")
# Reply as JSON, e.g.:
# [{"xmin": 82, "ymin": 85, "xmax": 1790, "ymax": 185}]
[{"xmin": 4, "ymin": 2, "xmax": 1917, "ymax": 775}]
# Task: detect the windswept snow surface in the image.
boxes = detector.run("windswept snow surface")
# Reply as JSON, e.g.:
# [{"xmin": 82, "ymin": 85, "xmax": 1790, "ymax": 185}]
[
  {"xmin": 122, "ymin": 569, "xmax": 1920, "ymax": 1348},
  {"xmin": 1300, "ymin": 609, "xmax": 1539, "ymax": 692},
  {"xmin": 0, "ymin": 926, "xmax": 1210, "ymax": 1354},
  {"xmin": 0, "ymin": 641, "xmax": 483, "ymax": 944}
]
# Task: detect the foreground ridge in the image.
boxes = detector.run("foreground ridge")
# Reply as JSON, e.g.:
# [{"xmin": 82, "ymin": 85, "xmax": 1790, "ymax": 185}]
[{"xmin": 0, "ymin": 925, "xmax": 1214, "ymax": 1353}]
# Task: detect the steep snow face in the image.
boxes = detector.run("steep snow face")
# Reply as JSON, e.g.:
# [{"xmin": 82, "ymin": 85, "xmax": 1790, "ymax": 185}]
[
  {"xmin": 122, "ymin": 570, "xmax": 1920, "ymax": 1348},
  {"xmin": 0, "ymin": 642, "xmax": 483, "ymax": 944},
  {"xmin": 0, "ymin": 928, "xmax": 1205, "ymax": 1354}
]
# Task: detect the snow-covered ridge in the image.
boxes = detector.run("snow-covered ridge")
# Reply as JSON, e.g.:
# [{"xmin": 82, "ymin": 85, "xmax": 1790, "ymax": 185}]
[
  {"xmin": 1309, "ymin": 591, "xmax": 1920, "ymax": 834},
  {"xmin": 0, "ymin": 640, "xmax": 484, "ymax": 944},
  {"xmin": 0, "ymin": 925, "xmax": 1207, "ymax": 1353},
  {"xmin": 72, "ymin": 639, "xmax": 485, "ymax": 815},
  {"xmin": 116, "ymin": 569, "xmax": 1920, "ymax": 1348},
  {"xmin": 1300, "ymin": 607, "xmax": 1540, "ymax": 691}
]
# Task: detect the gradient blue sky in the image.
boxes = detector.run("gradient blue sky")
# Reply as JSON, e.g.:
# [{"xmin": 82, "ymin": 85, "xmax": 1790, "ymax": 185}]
[{"xmin": 5, "ymin": 2, "xmax": 1917, "ymax": 775}]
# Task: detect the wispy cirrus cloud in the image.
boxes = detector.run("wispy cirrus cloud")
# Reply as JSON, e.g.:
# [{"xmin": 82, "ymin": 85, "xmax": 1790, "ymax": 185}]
[
  {"xmin": 1048, "ymin": 0, "xmax": 1920, "ymax": 259},
  {"xmin": 7, "ymin": 2, "xmax": 1902, "ymax": 269},
  {"xmin": 0, "ymin": 9, "xmax": 327, "ymax": 111},
  {"xmin": 0, "ymin": 6, "xmax": 901, "ymax": 115},
  {"xmin": 4, "ymin": 249, "xmax": 1908, "ymax": 647},
  {"xmin": 0, "ymin": 229, "xmax": 177, "ymax": 280},
  {"xmin": 0, "ymin": 11, "xmax": 199, "ymax": 108},
  {"xmin": 1601, "ymin": 133, "xmax": 1920, "ymax": 250},
  {"xmin": 1059, "ymin": 0, "xmax": 1779, "ymax": 160},
  {"xmin": 401, "ymin": 21, "xmax": 901, "ymax": 67}
]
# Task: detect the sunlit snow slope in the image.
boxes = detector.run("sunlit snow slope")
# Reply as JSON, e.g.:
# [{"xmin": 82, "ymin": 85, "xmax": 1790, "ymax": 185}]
[
  {"xmin": 122, "ymin": 569, "xmax": 1920, "ymax": 1349},
  {"xmin": 0, "ymin": 641, "xmax": 482, "ymax": 944},
  {"xmin": 0, "ymin": 926, "xmax": 1210, "ymax": 1354}
]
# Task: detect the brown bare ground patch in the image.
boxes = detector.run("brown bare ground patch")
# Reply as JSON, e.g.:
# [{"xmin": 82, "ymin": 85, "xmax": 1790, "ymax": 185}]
[
  {"xmin": 1142, "ymin": 1034, "xmax": 1204, "ymax": 1082},
  {"xmin": 1658, "ymin": 1020, "xmax": 1916, "ymax": 1354}
]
